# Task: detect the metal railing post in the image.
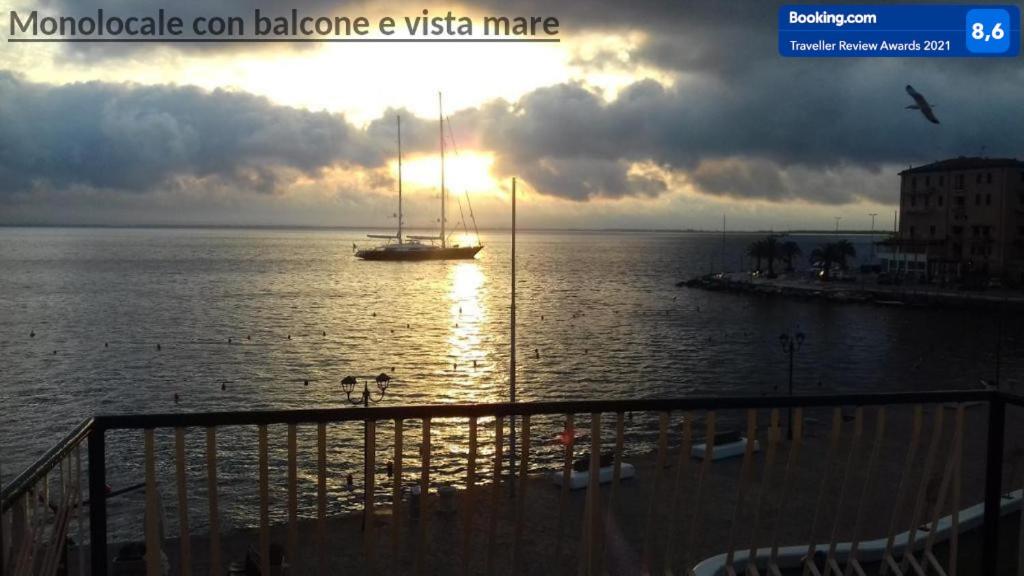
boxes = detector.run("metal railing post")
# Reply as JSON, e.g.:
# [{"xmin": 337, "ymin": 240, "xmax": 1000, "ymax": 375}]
[
  {"xmin": 88, "ymin": 427, "xmax": 107, "ymax": 576},
  {"xmin": 982, "ymin": 394, "xmax": 1005, "ymax": 576}
]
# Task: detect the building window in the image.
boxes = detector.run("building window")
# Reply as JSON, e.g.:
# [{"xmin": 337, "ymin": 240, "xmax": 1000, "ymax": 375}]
[
  {"xmin": 976, "ymin": 173, "xmax": 982, "ymax": 184},
  {"xmin": 924, "ymin": 196, "xmax": 930, "ymax": 207},
  {"xmin": 911, "ymin": 195, "xmax": 917, "ymax": 207},
  {"xmin": 910, "ymin": 226, "xmax": 916, "ymax": 238},
  {"xmin": 972, "ymin": 226, "xmax": 979, "ymax": 237},
  {"xmin": 952, "ymin": 226, "xmax": 963, "ymax": 235},
  {"xmin": 986, "ymin": 193, "xmax": 992, "ymax": 206},
  {"xmin": 939, "ymin": 175, "xmax": 945, "ymax": 186},
  {"xmin": 987, "ymin": 172, "xmax": 992, "ymax": 184},
  {"xmin": 975, "ymin": 194, "xmax": 981, "ymax": 206},
  {"xmin": 929, "ymin": 225, "xmax": 936, "ymax": 236},
  {"xmin": 938, "ymin": 195, "xmax": 944, "ymax": 206},
  {"xmin": 925, "ymin": 176, "xmax": 931, "ymax": 187},
  {"xmin": 956, "ymin": 174, "xmax": 965, "ymax": 188},
  {"xmin": 956, "ymin": 196, "xmax": 965, "ymax": 206}
]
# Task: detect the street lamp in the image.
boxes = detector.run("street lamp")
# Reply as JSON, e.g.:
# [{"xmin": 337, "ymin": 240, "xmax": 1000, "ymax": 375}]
[
  {"xmin": 341, "ymin": 373, "xmax": 391, "ymax": 408},
  {"xmin": 342, "ymin": 372, "xmax": 393, "ymax": 531},
  {"xmin": 779, "ymin": 331, "xmax": 805, "ymax": 440}
]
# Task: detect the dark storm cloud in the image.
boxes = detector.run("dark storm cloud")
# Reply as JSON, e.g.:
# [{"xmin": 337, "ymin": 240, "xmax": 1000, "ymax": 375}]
[
  {"xmin": 0, "ymin": 71, "xmax": 381, "ymax": 195},
  {"xmin": 5, "ymin": 0, "xmax": 1024, "ymax": 210}
]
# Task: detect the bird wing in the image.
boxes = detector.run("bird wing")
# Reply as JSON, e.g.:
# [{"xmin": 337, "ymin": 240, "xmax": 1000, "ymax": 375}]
[
  {"xmin": 905, "ymin": 84, "xmax": 929, "ymax": 108},
  {"xmin": 921, "ymin": 106, "xmax": 940, "ymax": 124}
]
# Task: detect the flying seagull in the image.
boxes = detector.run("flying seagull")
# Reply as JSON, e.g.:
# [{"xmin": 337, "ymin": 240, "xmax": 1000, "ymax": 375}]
[{"xmin": 905, "ymin": 85, "xmax": 939, "ymax": 124}]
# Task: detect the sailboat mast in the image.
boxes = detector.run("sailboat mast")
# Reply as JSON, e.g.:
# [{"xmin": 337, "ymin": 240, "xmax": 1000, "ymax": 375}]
[
  {"xmin": 439, "ymin": 92, "xmax": 446, "ymax": 248},
  {"xmin": 397, "ymin": 115, "xmax": 403, "ymax": 244}
]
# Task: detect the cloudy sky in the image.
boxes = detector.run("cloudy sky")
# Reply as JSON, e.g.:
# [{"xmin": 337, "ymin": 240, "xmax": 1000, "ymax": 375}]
[{"xmin": 1, "ymin": 0, "xmax": 1022, "ymax": 230}]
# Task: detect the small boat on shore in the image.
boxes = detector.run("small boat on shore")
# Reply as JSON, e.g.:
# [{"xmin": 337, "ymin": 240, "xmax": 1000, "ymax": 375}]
[
  {"xmin": 551, "ymin": 452, "xmax": 636, "ymax": 490},
  {"xmin": 691, "ymin": 430, "xmax": 760, "ymax": 461}
]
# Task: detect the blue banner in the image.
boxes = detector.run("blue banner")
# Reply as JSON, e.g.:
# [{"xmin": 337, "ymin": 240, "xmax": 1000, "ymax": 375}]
[{"xmin": 779, "ymin": 4, "xmax": 1020, "ymax": 57}]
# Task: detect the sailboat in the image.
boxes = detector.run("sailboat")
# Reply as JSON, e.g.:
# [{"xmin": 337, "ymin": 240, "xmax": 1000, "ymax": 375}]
[{"xmin": 355, "ymin": 94, "xmax": 484, "ymax": 261}]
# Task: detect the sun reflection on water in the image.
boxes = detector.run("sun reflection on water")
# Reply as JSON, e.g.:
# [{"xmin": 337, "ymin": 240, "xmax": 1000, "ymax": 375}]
[{"xmin": 445, "ymin": 262, "xmax": 497, "ymax": 404}]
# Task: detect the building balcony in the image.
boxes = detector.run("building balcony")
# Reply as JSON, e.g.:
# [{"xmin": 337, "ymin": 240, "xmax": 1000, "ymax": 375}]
[{"xmin": 2, "ymin": 391, "xmax": 1022, "ymax": 575}]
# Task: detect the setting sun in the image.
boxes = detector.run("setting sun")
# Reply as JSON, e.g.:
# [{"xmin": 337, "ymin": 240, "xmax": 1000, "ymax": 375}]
[{"xmin": 392, "ymin": 151, "xmax": 499, "ymax": 198}]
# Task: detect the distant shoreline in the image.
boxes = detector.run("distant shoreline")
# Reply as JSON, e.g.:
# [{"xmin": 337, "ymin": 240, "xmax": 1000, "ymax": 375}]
[{"xmin": 0, "ymin": 224, "xmax": 889, "ymax": 235}]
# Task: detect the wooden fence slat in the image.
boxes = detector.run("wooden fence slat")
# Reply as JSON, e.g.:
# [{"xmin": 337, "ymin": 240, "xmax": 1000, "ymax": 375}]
[
  {"xmin": 725, "ymin": 409, "xmax": 758, "ymax": 574},
  {"xmin": 76, "ymin": 444, "xmax": 85, "ymax": 576},
  {"xmin": 175, "ymin": 428, "xmax": 192, "ymax": 576},
  {"xmin": 948, "ymin": 405, "xmax": 964, "ymax": 576},
  {"xmin": 206, "ymin": 427, "xmax": 222, "ymax": 576},
  {"xmin": 824, "ymin": 407, "xmax": 863, "ymax": 576},
  {"xmin": 880, "ymin": 406, "xmax": 922, "ymax": 576},
  {"xmin": 393, "ymin": 419, "xmax": 404, "ymax": 566},
  {"xmin": 486, "ymin": 417, "xmax": 504, "ymax": 576},
  {"xmin": 258, "ymin": 425, "xmax": 271, "ymax": 576},
  {"xmin": 642, "ymin": 412, "xmax": 669, "ymax": 572},
  {"xmin": 287, "ymin": 424, "xmax": 298, "ymax": 572},
  {"xmin": 462, "ymin": 417, "xmax": 478, "ymax": 576},
  {"xmin": 684, "ymin": 411, "xmax": 716, "ymax": 573},
  {"xmin": 556, "ymin": 414, "xmax": 575, "ymax": 563},
  {"xmin": 804, "ymin": 408, "xmax": 842, "ymax": 576},
  {"xmin": 511, "ymin": 415, "xmax": 531, "ymax": 573},
  {"xmin": 900, "ymin": 406, "xmax": 944, "ymax": 573},
  {"xmin": 365, "ymin": 419, "xmax": 377, "ymax": 571},
  {"xmin": 611, "ymin": 412, "xmax": 624, "ymax": 509},
  {"xmin": 144, "ymin": 430, "xmax": 162, "ymax": 576},
  {"xmin": 586, "ymin": 413, "xmax": 603, "ymax": 576},
  {"xmin": 667, "ymin": 411, "xmax": 694, "ymax": 573},
  {"xmin": 415, "ymin": 418, "xmax": 431, "ymax": 576},
  {"xmin": 846, "ymin": 407, "xmax": 887, "ymax": 575},
  {"xmin": 317, "ymin": 422, "xmax": 328, "ymax": 576},
  {"xmin": 748, "ymin": 409, "xmax": 782, "ymax": 575},
  {"xmin": 922, "ymin": 409, "xmax": 960, "ymax": 569}
]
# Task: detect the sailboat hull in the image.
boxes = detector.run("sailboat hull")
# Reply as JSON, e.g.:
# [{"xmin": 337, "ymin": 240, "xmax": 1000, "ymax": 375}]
[{"xmin": 356, "ymin": 245, "xmax": 483, "ymax": 261}]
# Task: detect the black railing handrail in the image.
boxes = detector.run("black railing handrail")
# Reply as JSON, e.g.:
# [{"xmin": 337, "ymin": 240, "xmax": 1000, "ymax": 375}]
[
  {"xmin": 90, "ymin": 389, "xmax": 995, "ymax": 430},
  {"xmin": 1, "ymin": 417, "xmax": 93, "ymax": 513}
]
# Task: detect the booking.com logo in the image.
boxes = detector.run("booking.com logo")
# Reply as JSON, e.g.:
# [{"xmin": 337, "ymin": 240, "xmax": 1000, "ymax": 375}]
[{"xmin": 787, "ymin": 10, "xmax": 879, "ymax": 27}]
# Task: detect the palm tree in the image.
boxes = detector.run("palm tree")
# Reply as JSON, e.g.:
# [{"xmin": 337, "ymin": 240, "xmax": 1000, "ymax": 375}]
[
  {"xmin": 764, "ymin": 236, "xmax": 779, "ymax": 277},
  {"xmin": 810, "ymin": 240, "xmax": 857, "ymax": 280},
  {"xmin": 747, "ymin": 240, "xmax": 765, "ymax": 272},
  {"xmin": 781, "ymin": 241, "xmax": 802, "ymax": 272},
  {"xmin": 831, "ymin": 239, "xmax": 857, "ymax": 272}
]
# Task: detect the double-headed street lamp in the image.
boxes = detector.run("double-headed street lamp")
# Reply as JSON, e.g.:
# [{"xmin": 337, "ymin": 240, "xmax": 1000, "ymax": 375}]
[
  {"xmin": 341, "ymin": 373, "xmax": 392, "ymax": 408},
  {"xmin": 341, "ymin": 373, "xmax": 393, "ymax": 531},
  {"xmin": 779, "ymin": 331, "xmax": 805, "ymax": 440}
]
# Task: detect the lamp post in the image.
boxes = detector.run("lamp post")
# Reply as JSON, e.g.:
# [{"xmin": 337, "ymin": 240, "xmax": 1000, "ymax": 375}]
[
  {"xmin": 341, "ymin": 373, "xmax": 391, "ymax": 408},
  {"xmin": 869, "ymin": 213, "xmax": 878, "ymax": 259},
  {"xmin": 341, "ymin": 373, "xmax": 392, "ymax": 530},
  {"xmin": 779, "ymin": 331, "xmax": 804, "ymax": 440}
]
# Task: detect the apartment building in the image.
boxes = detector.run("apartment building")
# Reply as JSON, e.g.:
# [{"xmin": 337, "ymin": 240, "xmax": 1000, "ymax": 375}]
[{"xmin": 880, "ymin": 157, "xmax": 1024, "ymax": 283}]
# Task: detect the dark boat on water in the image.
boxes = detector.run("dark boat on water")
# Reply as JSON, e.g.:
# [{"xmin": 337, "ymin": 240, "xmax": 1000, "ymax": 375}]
[
  {"xmin": 356, "ymin": 242, "xmax": 482, "ymax": 261},
  {"xmin": 356, "ymin": 94, "xmax": 483, "ymax": 262}
]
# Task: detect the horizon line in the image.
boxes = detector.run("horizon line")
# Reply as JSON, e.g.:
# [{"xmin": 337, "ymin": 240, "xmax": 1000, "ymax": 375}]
[{"xmin": 0, "ymin": 223, "xmax": 890, "ymax": 235}]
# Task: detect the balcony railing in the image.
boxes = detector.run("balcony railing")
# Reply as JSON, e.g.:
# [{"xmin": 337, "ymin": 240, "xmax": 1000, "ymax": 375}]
[{"xmin": 3, "ymin": 390, "xmax": 1023, "ymax": 575}]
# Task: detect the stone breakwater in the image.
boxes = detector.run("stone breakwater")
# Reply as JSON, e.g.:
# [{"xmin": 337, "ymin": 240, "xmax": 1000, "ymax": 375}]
[{"xmin": 677, "ymin": 273, "xmax": 1024, "ymax": 310}]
